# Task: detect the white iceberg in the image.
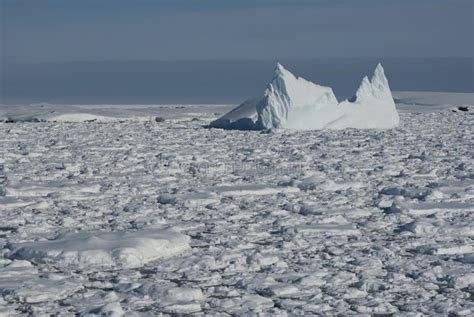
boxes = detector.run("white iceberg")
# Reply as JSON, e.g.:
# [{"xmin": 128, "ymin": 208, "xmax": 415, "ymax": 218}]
[{"xmin": 209, "ymin": 63, "xmax": 399, "ymax": 130}]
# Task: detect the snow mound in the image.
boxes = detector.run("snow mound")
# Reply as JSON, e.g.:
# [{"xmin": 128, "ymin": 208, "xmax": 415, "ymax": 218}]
[
  {"xmin": 7, "ymin": 228, "xmax": 190, "ymax": 271},
  {"xmin": 209, "ymin": 63, "xmax": 399, "ymax": 130}
]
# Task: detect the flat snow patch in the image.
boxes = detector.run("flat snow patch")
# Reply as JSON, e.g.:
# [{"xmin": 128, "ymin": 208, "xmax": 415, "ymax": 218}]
[
  {"xmin": 8, "ymin": 228, "xmax": 190, "ymax": 271},
  {"xmin": 208, "ymin": 184, "xmax": 300, "ymax": 196}
]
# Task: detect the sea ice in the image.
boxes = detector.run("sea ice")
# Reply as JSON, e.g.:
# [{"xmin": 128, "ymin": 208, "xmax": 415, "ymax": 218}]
[
  {"xmin": 0, "ymin": 260, "xmax": 82, "ymax": 304},
  {"xmin": 0, "ymin": 92, "xmax": 472, "ymax": 315},
  {"xmin": 7, "ymin": 228, "xmax": 190, "ymax": 271}
]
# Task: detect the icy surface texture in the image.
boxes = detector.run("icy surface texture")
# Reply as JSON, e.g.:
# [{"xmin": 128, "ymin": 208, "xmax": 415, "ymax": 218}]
[
  {"xmin": 8, "ymin": 228, "xmax": 190, "ymax": 271},
  {"xmin": 210, "ymin": 63, "xmax": 400, "ymax": 130},
  {"xmin": 0, "ymin": 98, "xmax": 473, "ymax": 315}
]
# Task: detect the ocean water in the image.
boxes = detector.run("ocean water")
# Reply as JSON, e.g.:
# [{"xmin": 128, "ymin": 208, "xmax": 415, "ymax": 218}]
[{"xmin": 2, "ymin": 58, "xmax": 473, "ymax": 104}]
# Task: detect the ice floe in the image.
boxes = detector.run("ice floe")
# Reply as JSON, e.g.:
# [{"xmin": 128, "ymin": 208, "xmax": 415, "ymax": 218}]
[{"xmin": 8, "ymin": 228, "xmax": 190, "ymax": 271}]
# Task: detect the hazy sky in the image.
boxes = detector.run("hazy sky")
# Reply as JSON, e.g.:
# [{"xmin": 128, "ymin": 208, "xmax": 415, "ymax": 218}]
[{"xmin": 2, "ymin": 0, "xmax": 473, "ymax": 62}]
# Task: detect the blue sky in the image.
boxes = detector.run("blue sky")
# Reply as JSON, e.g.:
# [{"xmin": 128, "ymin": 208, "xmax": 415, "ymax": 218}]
[{"xmin": 2, "ymin": 0, "xmax": 473, "ymax": 62}]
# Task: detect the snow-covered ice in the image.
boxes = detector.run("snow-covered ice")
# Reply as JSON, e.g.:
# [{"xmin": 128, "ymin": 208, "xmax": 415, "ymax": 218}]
[
  {"xmin": 0, "ymin": 92, "xmax": 473, "ymax": 315},
  {"xmin": 210, "ymin": 63, "xmax": 400, "ymax": 130},
  {"xmin": 0, "ymin": 260, "xmax": 83, "ymax": 304},
  {"xmin": 0, "ymin": 103, "xmax": 228, "ymax": 123},
  {"xmin": 8, "ymin": 228, "xmax": 190, "ymax": 271}
]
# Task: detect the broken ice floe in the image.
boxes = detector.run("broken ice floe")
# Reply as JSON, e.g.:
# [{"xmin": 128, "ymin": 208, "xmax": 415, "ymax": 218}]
[
  {"xmin": 7, "ymin": 228, "xmax": 190, "ymax": 271},
  {"xmin": 0, "ymin": 260, "xmax": 82, "ymax": 304}
]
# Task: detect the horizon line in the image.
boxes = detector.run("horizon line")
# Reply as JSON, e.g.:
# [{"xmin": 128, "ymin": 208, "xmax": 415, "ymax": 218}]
[{"xmin": 4, "ymin": 57, "xmax": 474, "ymax": 64}]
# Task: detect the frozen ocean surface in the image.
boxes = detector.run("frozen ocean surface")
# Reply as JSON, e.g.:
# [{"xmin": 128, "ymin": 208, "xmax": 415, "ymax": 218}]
[{"xmin": 0, "ymin": 91, "xmax": 473, "ymax": 315}]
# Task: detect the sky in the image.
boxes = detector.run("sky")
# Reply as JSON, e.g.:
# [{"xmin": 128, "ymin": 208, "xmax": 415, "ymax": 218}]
[
  {"xmin": 1, "ymin": 0, "xmax": 473, "ymax": 62},
  {"xmin": 0, "ymin": 0, "xmax": 473, "ymax": 103}
]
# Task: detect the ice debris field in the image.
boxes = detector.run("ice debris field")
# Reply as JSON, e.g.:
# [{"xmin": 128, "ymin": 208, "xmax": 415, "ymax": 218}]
[{"xmin": 0, "ymin": 72, "xmax": 473, "ymax": 315}]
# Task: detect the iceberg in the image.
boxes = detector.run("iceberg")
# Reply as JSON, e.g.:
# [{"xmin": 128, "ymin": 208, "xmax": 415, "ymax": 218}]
[{"xmin": 209, "ymin": 63, "xmax": 399, "ymax": 130}]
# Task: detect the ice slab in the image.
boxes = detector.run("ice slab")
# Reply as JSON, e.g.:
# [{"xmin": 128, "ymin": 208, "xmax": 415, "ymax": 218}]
[
  {"xmin": 0, "ymin": 260, "xmax": 82, "ymax": 304},
  {"xmin": 208, "ymin": 183, "xmax": 300, "ymax": 196},
  {"xmin": 158, "ymin": 192, "xmax": 220, "ymax": 206},
  {"xmin": 295, "ymin": 223, "xmax": 360, "ymax": 236},
  {"xmin": 8, "ymin": 228, "xmax": 190, "ymax": 271},
  {"xmin": 391, "ymin": 201, "xmax": 473, "ymax": 216}
]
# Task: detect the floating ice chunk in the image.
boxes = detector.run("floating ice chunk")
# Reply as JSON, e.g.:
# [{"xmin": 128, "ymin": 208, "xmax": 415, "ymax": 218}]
[
  {"xmin": 379, "ymin": 185, "xmax": 432, "ymax": 200},
  {"xmin": 435, "ymin": 246, "xmax": 474, "ymax": 255},
  {"xmin": 389, "ymin": 200, "xmax": 473, "ymax": 216},
  {"xmin": 448, "ymin": 273, "xmax": 474, "ymax": 289},
  {"xmin": 0, "ymin": 197, "xmax": 38, "ymax": 211},
  {"xmin": 208, "ymin": 183, "xmax": 300, "ymax": 196},
  {"xmin": 0, "ymin": 260, "xmax": 82, "ymax": 304},
  {"xmin": 8, "ymin": 228, "xmax": 190, "ymax": 271},
  {"xmin": 160, "ymin": 287, "xmax": 205, "ymax": 314},
  {"xmin": 295, "ymin": 223, "xmax": 360, "ymax": 236},
  {"xmin": 417, "ymin": 245, "xmax": 474, "ymax": 255},
  {"xmin": 137, "ymin": 286, "xmax": 205, "ymax": 314},
  {"xmin": 259, "ymin": 284, "xmax": 300, "ymax": 298},
  {"xmin": 88, "ymin": 302, "xmax": 124, "ymax": 317},
  {"xmin": 353, "ymin": 278, "xmax": 388, "ymax": 291},
  {"xmin": 162, "ymin": 302, "xmax": 202, "ymax": 314},
  {"xmin": 0, "ymin": 298, "xmax": 17, "ymax": 316},
  {"xmin": 297, "ymin": 175, "xmax": 364, "ymax": 192},
  {"xmin": 298, "ymin": 271, "xmax": 330, "ymax": 287},
  {"xmin": 5, "ymin": 181, "xmax": 101, "ymax": 198},
  {"xmin": 210, "ymin": 63, "xmax": 399, "ymax": 130},
  {"xmin": 158, "ymin": 191, "xmax": 219, "ymax": 206},
  {"xmin": 457, "ymin": 253, "xmax": 474, "ymax": 264},
  {"xmin": 209, "ymin": 294, "xmax": 274, "ymax": 314},
  {"xmin": 300, "ymin": 205, "xmax": 372, "ymax": 217},
  {"xmin": 399, "ymin": 219, "xmax": 438, "ymax": 235},
  {"xmin": 354, "ymin": 300, "xmax": 398, "ymax": 315},
  {"xmin": 164, "ymin": 287, "xmax": 205, "ymax": 302}
]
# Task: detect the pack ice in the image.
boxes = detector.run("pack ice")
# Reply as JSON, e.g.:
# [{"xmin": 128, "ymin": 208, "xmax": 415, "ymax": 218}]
[
  {"xmin": 0, "ymin": 94, "xmax": 472, "ymax": 315},
  {"xmin": 209, "ymin": 63, "xmax": 400, "ymax": 130}
]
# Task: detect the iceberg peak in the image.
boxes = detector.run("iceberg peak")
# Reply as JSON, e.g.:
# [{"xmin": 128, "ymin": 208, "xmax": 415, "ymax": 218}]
[
  {"xmin": 372, "ymin": 63, "xmax": 390, "ymax": 92},
  {"xmin": 273, "ymin": 62, "xmax": 294, "ymax": 80},
  {"xmin": 258, "ymin": 63, "xmax": 338, "ymax": 129},
  {"xmin": 354, "ymin": 63, "xmax": 392, "ymax": 102},
  {"xmin": 275, "ymin": 62, "xmax": 285, "ymax": 73}
]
